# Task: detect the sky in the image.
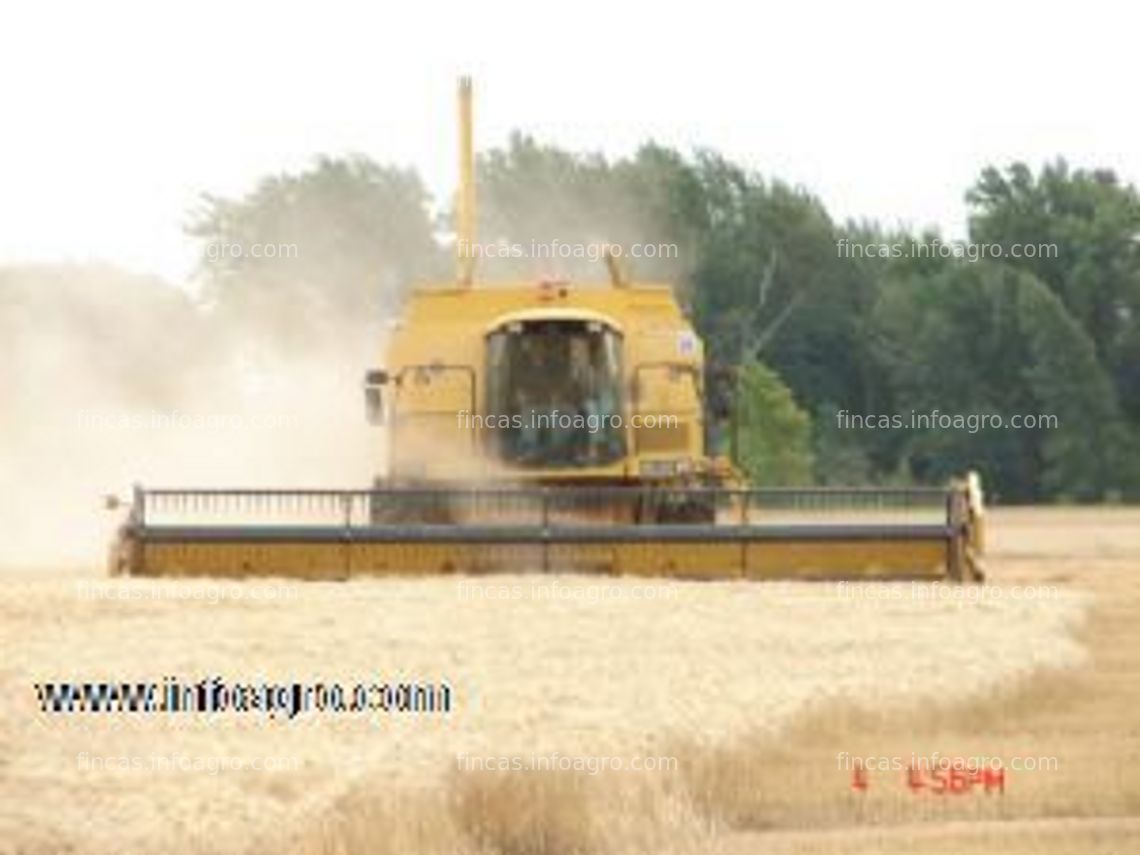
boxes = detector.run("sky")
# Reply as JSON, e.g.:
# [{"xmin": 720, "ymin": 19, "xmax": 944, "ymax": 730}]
[{"xmin": 2, "ymin": 0, "xmax": 1137, "ymax": 284}]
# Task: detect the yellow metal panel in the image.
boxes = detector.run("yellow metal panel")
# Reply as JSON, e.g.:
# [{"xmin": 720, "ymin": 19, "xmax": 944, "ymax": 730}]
[
  {"xmin": 744, "ymin": 540, "xmax": 947, "ymax": 580},
  {"xmin": 616, "ymin": 543, "xmax": 744, "ymax": 580},
  {"xmin": 350, "ymin": 543, "xmax": 548, "ymax": 576},
  {"xmin": 547, "ymin": 544, "xmax": 615, "ymax": 574},
  {"xmin": 136, "ymin": 536, "xmax": 953, "ymax": 582},
  {"xmin": 634, "ymin": 423, "xmax": 693, "ymax": 456},
  {"xmin": 352, "ymin": 542, "xmax": 617, "ymax": 576},
  {"xmin": 141, "ymin": 543, "xmax": 347, "ymax": 579},
  {"xmin": 467, "ymin": 544, "xmax": 545, "ymax": 574},
  {"xmin": 350, "ymin": 543, "xmax": 470, "ymax": 575}
]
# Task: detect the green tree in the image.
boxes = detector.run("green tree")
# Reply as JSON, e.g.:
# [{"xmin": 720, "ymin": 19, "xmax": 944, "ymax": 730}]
[
  {"xmin": 811, "ymin": 400, "xmax": 875, "ymax": 485},
  {"xmin": 733, "ymin": 362, "xmax": 814, "ymax": 486},
  {"xmin": 1017, "ymin": 278, "xmax": 1135, "ymax": 500},
  {"xmin": 686, "ymin": 155, "xmax": 885, "ymax": 426},
  {"xmin": 866, "ymin": 260, "xmax": 1132, "ymax": 501},
  {"xmin": 968, "ymin": 160, "xmax": 1140, "ymax": 423}
]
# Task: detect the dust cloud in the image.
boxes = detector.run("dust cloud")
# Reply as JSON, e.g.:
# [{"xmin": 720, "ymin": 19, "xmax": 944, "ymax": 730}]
[
  {"xmin": 471, "ymin": 140, "xmax": 695, "ymax": 286},
  {"xmin": 0, "ymin": 265, "xmax": 383, "ymax": 569}
]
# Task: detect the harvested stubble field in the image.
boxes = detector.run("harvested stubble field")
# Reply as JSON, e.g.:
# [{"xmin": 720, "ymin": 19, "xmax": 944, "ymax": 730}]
[{"xmin": 0, "ymin": 507, "xmax": 1137, "ymax": 854}]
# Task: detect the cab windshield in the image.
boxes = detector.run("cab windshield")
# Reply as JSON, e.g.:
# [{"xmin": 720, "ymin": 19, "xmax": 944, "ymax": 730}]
[{"xmin": 485, "ymin": 320, "xmax": 625, "ymax": 467}]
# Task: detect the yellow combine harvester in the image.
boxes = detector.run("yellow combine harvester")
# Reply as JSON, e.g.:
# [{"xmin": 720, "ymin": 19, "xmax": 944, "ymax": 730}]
[{"xmin": 110, "ymin": 78, "xmax": 985, "ymax": 582}]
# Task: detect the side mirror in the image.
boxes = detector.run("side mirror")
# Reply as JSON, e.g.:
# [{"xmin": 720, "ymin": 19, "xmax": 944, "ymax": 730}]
[{"xmin": 364, "ymin": 369, "xmax": 389, "ymax": 425}]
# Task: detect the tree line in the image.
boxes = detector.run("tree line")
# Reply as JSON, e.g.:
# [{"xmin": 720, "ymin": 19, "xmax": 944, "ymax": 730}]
[{"xmin": 6, "ymin": 139, "xmax": 1136, "ymax": 502}]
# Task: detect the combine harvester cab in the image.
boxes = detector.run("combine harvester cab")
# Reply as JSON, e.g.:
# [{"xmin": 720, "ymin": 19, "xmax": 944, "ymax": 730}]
[{"xmin": 108, "ymin": 79, "xmax": 986, "ymax": 583}]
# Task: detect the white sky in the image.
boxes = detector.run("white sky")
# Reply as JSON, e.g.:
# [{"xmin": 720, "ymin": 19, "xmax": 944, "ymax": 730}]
[{"xmin": 2, "ymin": 0, "xmax": 1136, "ymax": 283}]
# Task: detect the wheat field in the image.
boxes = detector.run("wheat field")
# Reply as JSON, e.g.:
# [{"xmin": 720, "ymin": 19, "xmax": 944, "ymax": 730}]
[{"xmin": 0, "ymin": 508, "xmax": 1135, "ymax": 854}]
